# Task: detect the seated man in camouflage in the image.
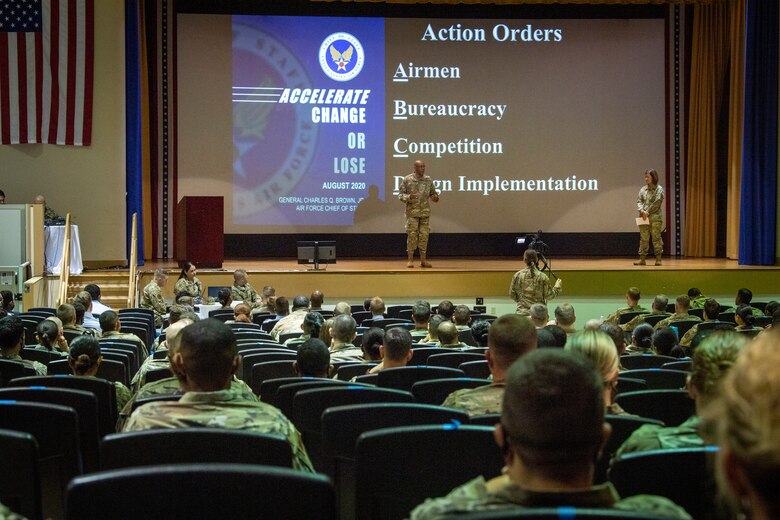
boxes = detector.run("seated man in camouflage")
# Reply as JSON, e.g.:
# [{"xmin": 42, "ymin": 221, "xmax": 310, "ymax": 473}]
[
  {"xmin": 410, "ymin": 300, "xmax": 432, "ymax": 341},
  {"xmin": 294, "ymin": 338, "xmax": 332, "ymax": 378},
  {"xmin": 99, "ymin": 310, "xmax": 148, "ymax": 358},
  {"xmin": 130, "ymin": 318, "xmax": 193, "ymax": 391},
  {"xmin": 734, "ymin": 287, "xmax": 764, "ymax": 317},
  {"xmin": 410, "ymin": 348, "xmax": 692, "ymax": 520},
  {"xmin": 141, "ymin": 269, "xmax": 169, "ymax": 327},
  {"xmin": 442, "ymin": 314, "xmax": 536, "ymax": 416},
  {"xmin": 604, "ymin": 287, "xmax": 648, "ymax": 325},
  {"xmin": 122, "ymin": 318, "xmax": 314, "ymax": 472},
  {"xmin": 615, "ymin": 331, "xmax": 745, "ymax": 458},
  {"xmin": 230, "ymin": 269, "xmax": 260, "ymax": 307},
  {"xmin": 621, "ymin": 294, "xmax": 669, "ymax": 332},
  {"xmin": 679, "ymin": 298, "xmax": 723, "ymax": 351},
  {"xmin": 654, "ymin": 294, "xmax": 702, "ymax": 330},
  {"xmin": 328, "ymin": 314, "xmax": 364, "ymax": 363},
  {"xmin": 452, "ymin": 304, "xmax": 472, "ymax": 331},
  {"xmin": 437, "ymin": 321, "xmax": 466, "ymax": 349},
  {"xmin": 528, "ymin": 303, "xmax": 549, "ymax": 329},
  {"xmin": 367, "ymin": 327, "xmax": 413, "ymax": 374}
]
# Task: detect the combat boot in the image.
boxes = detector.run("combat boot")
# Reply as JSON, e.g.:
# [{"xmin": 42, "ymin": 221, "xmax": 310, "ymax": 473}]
[
  {"xmin": 420, "ymin": 251, "xmax": 432, "ymax": 268},
  {"xmin": 655, "ymin": 255, "xmax": 662, "ymax": 266},
  {"xmin": 633, "ymin": 256, "xmax": 646, "ymax": 266},
  {"xmin": 407, "ymin": 253, "xmax": 414, "ymax": 268}
]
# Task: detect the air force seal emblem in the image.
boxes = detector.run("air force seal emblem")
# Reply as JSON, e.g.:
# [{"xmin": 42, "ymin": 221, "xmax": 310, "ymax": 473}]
[{"xmin": 319, "ymin": 32, "xmax": 365, "ymax": 82}]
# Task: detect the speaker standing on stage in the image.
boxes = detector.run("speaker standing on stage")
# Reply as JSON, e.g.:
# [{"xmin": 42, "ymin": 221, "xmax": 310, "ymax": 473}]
[
  {"xmin": 510, "ymin": 249, "xmax": 562, "ymax": 316},
  {"xmin": 398, "ymin": 159, "xmax": 439, "ymax": 268},
  {"xmin": 634, "ymin": 169, "xmax": 664, "ymax": 266}
]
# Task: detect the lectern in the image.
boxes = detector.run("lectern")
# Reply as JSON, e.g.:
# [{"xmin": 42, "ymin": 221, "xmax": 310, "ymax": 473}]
[{"xmin": 176, "ymin": 196, "xmax": 224, "ymax": 268}]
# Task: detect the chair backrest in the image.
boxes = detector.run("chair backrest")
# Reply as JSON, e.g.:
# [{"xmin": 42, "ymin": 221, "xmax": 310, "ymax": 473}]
[
  {"xmin": 695, "ymin": 320, "xmax": 734, "ymax": 332},
  {"xmin": 101, "ymin": 348, "xmax": 137, "ymax": 377},
  {"xmin": 118, "ymin": 307, "xmax": 156, "ymax": 321},
  {"xmin": 208, "ymin": 309, "xmax": 235, "ymax": 322},
  {"xmin": 737, "ymin": 328, "xmax": 762, "ymax": 338},
  {"xmin": 334, "ymin": 363, "xmax": 376, "ymax": 381},
  {"xmin": 386, "ymin": 305, "xmax": 413, "ymax": 319},
  {"xmin": 28, "ymin": 307, "xmax": 57, "ymax": 316},
  {"xmin": 241, "ymin": 351, "xmax": 297, "ymax": 382},
  {"xmin": 251, "ymin": 313, "xmax": 273, "ymax": 326},
  {"xmin": 411, "ymin": 377, "xmax": 491, "ymax": 405},
  {"xmin": 458, "ymin": 328, "xmax": 478, "ymax": 346},
  {"xmin": 377, "ymin": 366, "xmax": 466, "ymax": 392},
  {"xmin": 119, "ymin": 325, "xmax": 149, "ymax": 350},
  {"xmin": 98, "ymin": 339, "xmax": 144, "ymax": 364},
  {"xmin": 152, "ymin": 349, "xmax": 169, "ymax": 360},
  {"xmin": 46, "ymin": 358, "xmax": 70, "ymax": 375},
  {"xmin": 261, "ymin": 318, "xmax": 281, "ymax": 332},
  {"xmin": 274, "ymin": 380, "xmax": 369, "ymax": 419},
  {"xmin": 458, "ymin": 360, "xmax": 491, "ymax": 379},
  {"xmin": 614, "ymin": 389, "xmax": 695, "ymax": 427},
  {"xmin": 62, "ymin": 329, "xmax": 86, "ymax": 344},
  {"xmin": 374, "ymin": 318, "xmax": 414, "ymax": 330},
  {"xmin": 620, "ymin": 369, "xmax": 689, "ymax": 390},
  {"xmin": 66, "ymin": 463, "xmax": 336, "ymax": 520},
  {"xmin": 20, "ymin": 347, "xmax": 58, "ymax": 365},
  {"xmin": 143, "ymin": 366, "xmax": 174, "ymax": 385},
  {"xmin": 0, "ymin": 428, "xmax": 41, "ymax": 520},
  {"xmin": 717, "ymin": 311, "xmax": 736, "ymax": 323},
  {"xmin": 100, "ymin": 429, "xmax": 292, "ymax": 470},
  {"xmin": 619, "ymin": 354, "xmax": 679, "ymax": 370},
  {"xmin": 96, "ymin": 359, "xmax": 129, "ymax": 386},
  {"xmin": 408, "ymin": 347, "xmax": 445, "ymax": 366},
  {"xmin": 258, "ymin": 376, "xmax": 339, "ymax": 406},
  {"xmin": 426, "ymin": 352, "xmax": 485, "ymax": 369},
  {"xmin": 618, "ymin": 310, "xmax": 649, "ymax": 325},
  {"xmin": 668, "ymin": 319, "xmax": 700, "ymax": 337},
  {"xmin": 236, "ymin": 341, "xmax": 288, "ymax": 352},
  {"xmin": 594, "ymin": 414, "xmax": 664, "ymax": 484},
  {"xmin": 0, "ymin": 358, "xmax": 36, "ymax": 386},
  {"xmin": 250, "ymin": 360, "xmax": 298, "ymax": 394},
  {"xmin": 354, "ymin": 373, "xmax": 378, "ymax": 385},
  {"xmin": 355, "ymin": 425, "xmax": 502, "ymax": 520},
  {"xmin": 8, "ymin": 375, "xmax": 118, "ymax": 437},
  {"xmin": 661, "ymin": 360, "xmax": 692, "ymax": 371},
  {"xmin": 278, "ymin": 332, "xmax": 302, "ymax": 344},
  {"xmin": 688, "ymin": 307, "xmax": 705, "ymax": 319},
  {"xmin": 351, "ymin": 310, "xmax": 372, "ymax": 325},
  {"xmin": 643, "ymin": 314, "xmax": 670, "ymax": 327},
  {"xmin": 20, "ymin": 316, "xmax": 43, "ymax": 345},
  {"xmin": 614, "ymin": 376, "xmax": 648, "ymax": 395},
  {"xmin": 441, "ymin": 510, "xmax": 682, "ymax": 519},
  {"xmin": 468, "ymin": 413, "xmax": 501, "ymax": 426},
  {"xmin": 0, "ymin": 387, "xmax": 101, "ymax": 473},
  {"xmin": 610, "ymin": 447, "xmax": 720, "ymax": 519}
]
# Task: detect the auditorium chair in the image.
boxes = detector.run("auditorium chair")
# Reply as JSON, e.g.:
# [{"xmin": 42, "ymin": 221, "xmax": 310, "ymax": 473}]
[
  {"xmin": 618, "ymin": 354, "xmax": 678, "ymax": 370},
  {"xmin": 614, "ymin": 389, "xmax": 695, "ymax": 427},
  {"xmin": 661, "ymin": 360, "xmax": 692, "ymax": 371},
  {"xmin": 335, "ymin": 363, "xmax": 377, "ymax": 381},
  {"xmin": 258, "ymin": 376, "xmax": 341, "ymax": 406},
  {"xmin": 445, "ymin": 510, "xmax": 683, "ymax": 519},
  {"xmin": 0, "ymin": 428, "xmax": 40, "ymax": 520},
  {"xmin": 426, "ymin": 352, "xmax": 485, "ymax": 370},
  {"xmin": 19, "ymin": 347, "xmax": 58, "ymax": 366},
  {"xmin": 618, "ymin": 310, "xmax": 648, "ymax": 325},
  {"xmin": 240, "ymin": 351, "xmax": 296, "ymax": 382},
  {"xmin": 614, "ymin": 376, "xmax": 647, "ymax": 395},
  {"xmin": 593, "ymin": 414, "xmax": 664, "ymax": 484},
  {"xmin": 458, "ymin": 359, "xmax": 491, "ymax": 379},
  {"xmin": 377, "ymin": 366, "xmax": 466, "ymax": 392},
  {"xmin": 620, "ymin": 369, "xmax": 688, "ymax": 390},
  {"xmin": 250, "ymin": 361, "xmax": 298, "ymax": 394},
  {"xmin": 273, "ymin": 380, "xmax": 369, "ymax": 419},
  {"xmin": 408, "ymin": 347, "xmax": 444, "ymax": 366},
  {"xmin": 468, "ymin": 413, "xmax": 501, "ymax": 426},
  {"xmin": 66, "ymin": 463, "xmax": 336, "ymax": 520},
  {"xmin": 642, "ymin": 314, "xmax": 670, "ymax": 327},
  {"xmin": 411, "ymin": 377, "xmax": 491, "ymax": 405},
  {"xmin": 0, "ymin": 358, "xmax": 36, "ymax": 386}
]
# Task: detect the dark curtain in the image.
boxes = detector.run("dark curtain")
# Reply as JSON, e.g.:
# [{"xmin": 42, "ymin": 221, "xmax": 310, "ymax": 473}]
[{"xmin": 126, "ymin": 0, "xmax": 145, "ymax": 265}]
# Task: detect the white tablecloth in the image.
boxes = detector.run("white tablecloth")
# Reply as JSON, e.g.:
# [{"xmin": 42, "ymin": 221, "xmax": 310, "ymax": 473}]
[
  {"xmin": 44, "ymin": 225, "xmax": 83, "ymax": 274},
  {"xmin": 196, "ymin": 303, "xmax": 222, "ymax": 320}
]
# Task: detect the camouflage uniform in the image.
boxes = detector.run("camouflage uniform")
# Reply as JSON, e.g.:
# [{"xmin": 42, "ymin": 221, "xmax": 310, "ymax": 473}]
[
  {"xmin": 654, "ymin": 313, "xmax": 701, "ymax": 330},
  {"xmin": 398, "ymin": 172, "xmax": 438, "ymax": 254},
  {"xmin": 102, "ymin": 330, "xmax": 148, "ymax": 358},
  {"xmin": 615, "ymin": 416, "xmax": 701, "ymax": 459},
  {"xmin": 689, "ymin": 295, "xmax": 709, "ymax": 309},
  {"xmin": 270, "ymin": 309, "xmax": 308, "ymax": 342},
  {"xmin": 409, "ymin": 476, "xmax": 692, "ymax": 520},
  {"xmin": 141, "ymin": 280, "xmax": 167, "ymax": 327},
  {"xmin": 510, "ymin": 267, "xmax": 561, "ymax": 315},
  {"xmin": 130, "ymin": 357, "xmax": 171, "ymax": 390},
  {"xmin": 330, "ymin": 342, "xmax": 365, "ymax": 363},
  {"xmin": 122, "ymin": 388, "xmax": 314, "ymax": 472},
  {"xmin": 441, "ymin": 383, "xmax": 503, "ymax": 416},
  {"xmin": 174, "ymin": 277, "xmax": 203, "ymax": 300},
  {"xmin": 231, "ymin": 283, "xmax": 258, "ymax": 305},
  {"xmin": 621, "ymin": 310, "xmax": 665, "ymax": 332},
  {"xmin": 604, "ymin": 304, "xmax": 648, "ymax": 326},
  {"xmin": 636, "ymin": 183, "xmax": 665, "ymax": 261},
  {"xmin": 679, "ymin": 320, "xmax": 720, "ymax": 348},
  {"xmin": 3, "ymin": 354, "xmax": 47, "ymax": 376}
]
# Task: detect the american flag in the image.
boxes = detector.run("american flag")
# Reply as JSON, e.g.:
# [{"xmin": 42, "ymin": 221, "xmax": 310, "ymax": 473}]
[{"xmin": 0, "ymin": 0, "xmax": 93, "ymax": 145}]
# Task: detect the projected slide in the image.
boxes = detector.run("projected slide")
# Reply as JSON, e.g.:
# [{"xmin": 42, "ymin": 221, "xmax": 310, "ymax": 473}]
[{"xmin": 179, "ymin": 13, "xmax": 666, "ymax": 233}]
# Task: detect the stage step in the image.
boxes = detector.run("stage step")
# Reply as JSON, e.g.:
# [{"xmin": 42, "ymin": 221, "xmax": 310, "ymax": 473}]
[{"xmin": 64, "ymin": 271, "xmax": 133, "ymax": 310}]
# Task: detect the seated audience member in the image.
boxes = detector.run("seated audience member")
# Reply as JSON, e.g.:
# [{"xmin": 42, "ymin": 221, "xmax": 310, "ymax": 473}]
[
  {"xmin": 566, "ymin": 330, "xmax": 627, "ymax": 416},
  {"xmin": 230, "ymin": 269, "xmax": 259, "ymax": 307},
  {"xmin": 284, "ymin": 311, "xmax": 324, "ymax": 350},
  {"xmin": 442, "ymin": 315, "xmax": 537, "ymax": 416},
  {"xmin": 437, "ymin": 321, "xmax": 465, "ymax": 349},
  {"xmin": 653, "ymin": 326, "xmax": 684, "ymax": 358},
  {"xmin": 680, "ymin": 298, "xmax": 722, "ymax": 349},
  {"xmin": 470, "ymin": 320, "xmax": 491, "ymax": 348},
  {"xmin": 369, "ymin": 296, "xmax": 386, "ymax": 321},
  {"xmin": 319, "ymin": 318, "xmax": 334, "ymax": 347},
  {"xmin": 552, "ymin": 303, "xmax": 577, "ymax": 335},
  {"xmin": 33, "ymin": 319, "xmax": 68, "ymax": 356},
  {"xmin": 58, "ymin": 303, "xmax": 89, "ymax": 337},
  {"xmin": 360, "ymin": 327, "xmax": 384, "ymax": 364},
  {"xmin": 228, "ymin": 303, "xmax": 252, "ymax": 324},
  {"xmin": 437, "ymin": 300, "xmax": 455, "ymax": 320},
  {"xmin": 72, "ymin": 290, "xmax": 101, "ymax": 331},
  {"xmin": 411, "ymin": 300, "xmax": 432, "ymax": 340},
  {"xmin": 604, "ymin": 287, "xmax": 648, "ymax": 325},
  {"xmin": 328, "ymin": 315, "xmax": 363, "ymax": 362},
  {"xmin": 734, "ymin": 287, "xmax": 764, "ymax": 317},
  {"xmin": 621, "ymin": 294, "xmax": 669, "ymax": 332},
  {"xmin": 141, "ymin": 269, "xmax": 169, "ymax": 327},
  {"xmin": 84, "ymin": 283, "xmax": 112, "ymax": 315},
  {"xmin": 687, "ymin": 287, "xmax": 709, "ymax": 309},
  {"xmin": 131, "ymin": 318, "xmax": 192, "ymax": 390},
  {"xmin": 272, "ymin": 296, "xmax": 290, "ymax": 320},
  {"xmin": 0, "ymin": 316, "xmax": 47, "ymax": 375},
  {"xmin": 583, "ymin": 318, "xmax": 604, "ymax": 330},
  {"xmin": 0, "ymin": 290, "xmax": 15, "ymax": 315},
  {"xmin": 535, "ymin": 328, "xmax": 559, "ymax": 348},
  {"xmin": 702, "ymin": 330, "xmax": 780, "ymax": 520},
  {"xmin": 270, "ymin": 295, "xmax": 309, "ymax": 341},
  {"xmin": 626, "ymin": 323, "xmax": 656, "ymax": 355},
  {"xmin": 309, "ymin": 290, "xmax": 325, "ymax": 312},
  {"xmin": 453, "ymin": 305, "xmax": 472, "ymax": 331},
  {"xmin": 422, "ymin": 314, "xmax": 448, "ymax": 344},
  {"xmin": 122, "ymin": 319, "xmax": 314, "ymax": 472},
  {"xmin": 362, "ymin": 298, "xmax": 372, "ymax": 312},
  {"xmin": 216, "ymin": 288, "xmax": 233, "ymax": 310},
  {"xmin": 764, "ymin": 300, "xmax": 780, "ymax": 317},
  {"xmin": 655, "ymin": 295, "xmax": 702, "ymax": 330},
  {"xmin": 616, "ymin": 331, "xmax": 746, "ymax": 458},
  {"xmin": 99, "ymin": 310, "xmax": 148, "ymax": 358},
  {"xmin": 251, "ymin": 285, "xmax": 276, "ymax": 315},
  {"xmin": 529, "ymin": 303, "xmax": 549, "ymax": 329},
  {"xmin": 600, "ymin": 322, "xmax": 627, "ymax": 357},
  {"xmin": 734, "ymin": 304, "xmax": 758, "ymax": 331},
  {"xmin": 68, "ymin": 335, "xmax": 131, "ymax": 413},
  {"xmin": 294, "ymin": 338, "xmax": 333, "ymax": 378},
  {"xmin": 544, "ymin": 324, "xmax": 568, "ymax": 347},
  {"xmin": 72, "ymin": 302, "xmax": 98, "ymax": 336},
  {"xmin": 332, "ymin": 301, "xmax": 352, "ymax": 317},
  {"xmin": 368, "ymin": 327, "xmax": 413, "ymax": 374},
  {"xmin": 410, "ymin": 348, "xmax": 692, "ymax": 519}
]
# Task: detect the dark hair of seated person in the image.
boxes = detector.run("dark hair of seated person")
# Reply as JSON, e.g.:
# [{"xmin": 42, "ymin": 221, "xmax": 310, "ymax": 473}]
[
  {"xmin": 543, "ymin": 324, "xmax": 567, "ymax": 348},
  {"xmin": 652, "ymin": 327, "xmax": 678, "ymax": 357},
  {"xmin": 36, "ymin": 320, "xmax": 60, "ymax": 351},
  {"xmin": 361, "ymin": 327, "xmax": 384, "ymax": 361},
  {"xmin": 470, "ymin": 320, "xmax": 491, "ymax": 348},
  {"xmin": 296, "ymin": 338, "xmax": 331, "ymax": 378},
  {"xmin": 68, "ymin": 335, "xmax": 101, "ymax": 376},
  {"xmin": 536, "ymin": 328, "xmax": 559, "ymax": 348}
]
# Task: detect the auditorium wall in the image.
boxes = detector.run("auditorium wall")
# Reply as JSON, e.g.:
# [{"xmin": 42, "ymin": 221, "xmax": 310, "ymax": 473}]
[{"xmin": 0, "ymin": 1, "xmax": 126, "ymax": 267}]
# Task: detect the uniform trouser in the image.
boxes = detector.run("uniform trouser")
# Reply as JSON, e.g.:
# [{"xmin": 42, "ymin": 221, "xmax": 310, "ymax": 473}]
[
  {"xmin": 638, "ymin": 214, "xmax": 663, "ymax": 257},
  {"xmin": 406, "ymin": 215, "xmax": 430, "ymax": 253}
]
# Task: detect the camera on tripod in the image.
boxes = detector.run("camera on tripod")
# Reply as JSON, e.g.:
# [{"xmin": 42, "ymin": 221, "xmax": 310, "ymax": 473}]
[{"xmin": 514, "ymin": 230, "xmax": 556, "ymax": 279}]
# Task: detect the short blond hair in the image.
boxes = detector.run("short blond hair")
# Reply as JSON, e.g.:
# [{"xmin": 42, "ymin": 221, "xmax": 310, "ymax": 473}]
[{"xmin": 565, "ymin": 329, "xmax": 618, "ymax": 386}]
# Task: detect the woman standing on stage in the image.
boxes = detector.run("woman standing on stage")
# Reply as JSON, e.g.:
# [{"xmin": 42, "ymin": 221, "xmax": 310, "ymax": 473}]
[{"xmin": 634, "ymin": 168, "xmax": 665, "ymax": 266}]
